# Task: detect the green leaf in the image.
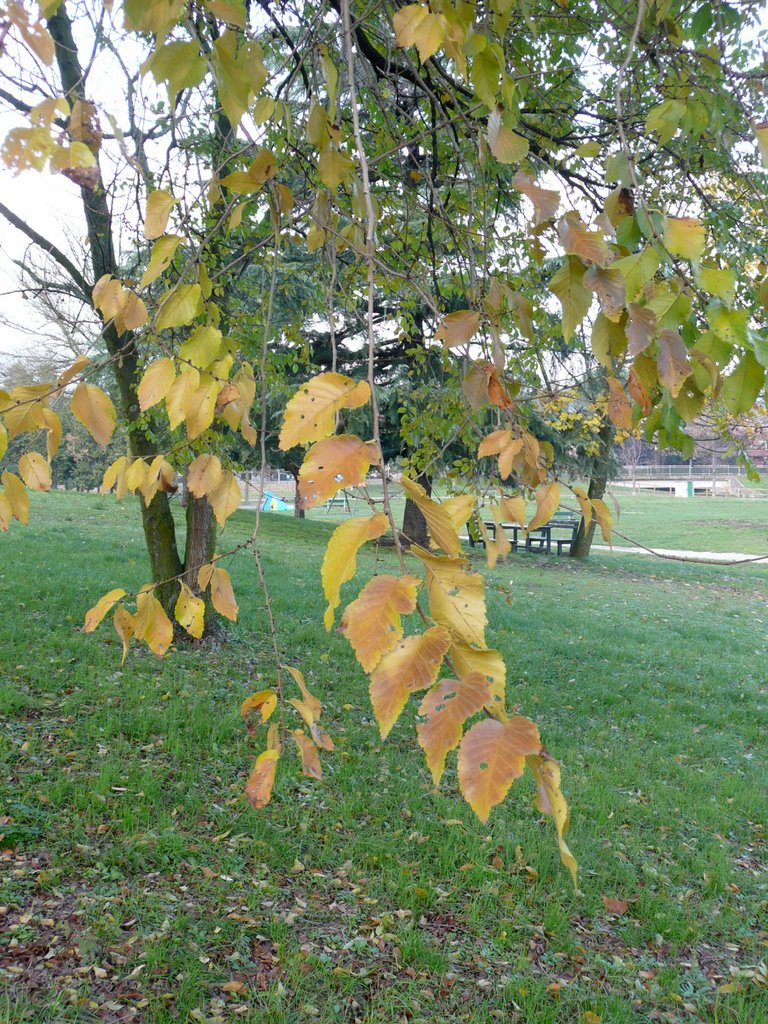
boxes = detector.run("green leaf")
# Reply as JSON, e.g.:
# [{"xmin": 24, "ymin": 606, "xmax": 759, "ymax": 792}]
[
  {"xmin": 156, "ymin": 284, "xmax": 202, "ymax": 331},
  {"xmin": 696, "ymin": 265, "xmax": 736, "ymax": 306},
  {"xmin": 612, "ymin": 246, "xmax": 659, "ymax": 303},
  {"xmin": 471, "ymin": 47, "xmax": 500, "ymax": 107},
  {"xmin": 550, "ymin": 256, "xmax": 591, "ymax": 342},
  {"xmin": 317, "ymin": 145, "xmax": 354, "ymax": 190},
  {"xmin": 645, "ymin": 98, "xmax": 686, "ymax": 145},
  {"xmin": 145, "ymin": 40, "xmax": 206, "ymax": 102},
  {"xmin": 720, "ymin": 352, "xmax": 765, "ymax": 415}
]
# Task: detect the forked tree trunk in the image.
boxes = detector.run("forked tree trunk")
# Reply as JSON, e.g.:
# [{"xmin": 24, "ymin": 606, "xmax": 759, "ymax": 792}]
[
  {"xmin": 401, "ymin": 471, "xmax": 431, "ymax": 548},
  {"xmin": 570, "ymin": 420, "xmax": 615, "ymax": 559}
]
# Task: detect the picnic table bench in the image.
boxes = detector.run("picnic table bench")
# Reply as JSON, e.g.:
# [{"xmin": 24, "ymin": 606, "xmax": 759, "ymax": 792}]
[{"xmin": 470, "ymin": 514, "xmax": 580, "ymax": 556}]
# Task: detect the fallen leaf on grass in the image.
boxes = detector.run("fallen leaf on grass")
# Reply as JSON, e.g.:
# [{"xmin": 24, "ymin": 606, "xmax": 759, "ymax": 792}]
[{"xmin": 601, "ymin": 896, "xmax": 628, "ymax": 915}]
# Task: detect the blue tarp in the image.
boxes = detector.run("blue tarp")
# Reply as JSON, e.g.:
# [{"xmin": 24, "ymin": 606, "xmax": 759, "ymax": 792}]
[{"xmin": 261, "ymin": 491, "xmax": 291, "ymax": 511}]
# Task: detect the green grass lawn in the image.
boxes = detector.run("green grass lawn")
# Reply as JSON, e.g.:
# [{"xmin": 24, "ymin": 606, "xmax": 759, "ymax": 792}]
[{"xmin": 1, "ymin": 492, "xmax": 767, "ymax": 1023}]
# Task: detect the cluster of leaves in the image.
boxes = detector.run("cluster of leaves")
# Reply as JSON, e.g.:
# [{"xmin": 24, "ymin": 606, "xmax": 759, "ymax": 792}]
[{"xmin": 273, "ymin": 369, "xmax": 577, "ymax": 882}]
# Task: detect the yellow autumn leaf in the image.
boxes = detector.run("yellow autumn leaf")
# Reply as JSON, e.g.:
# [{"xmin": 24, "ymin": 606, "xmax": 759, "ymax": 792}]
[
  {"xmin": 245, "ymin": 748, "xmax": 279, "ymax": 809},
  {"xmin": 393, "ymin": 4, "xmax": 446, "ymax": 62},
  {"xmin": 449, "ymin": 643, "xmax": 506, "ymax": 706},
  {"xmin": 133, "ymin": 588, "xmax": 174, "ymax": 657},
  {"xmin": 0, "ymin": 421, "xmax": 7, "ymax": 462},
  {"xmin": 321, "ymin": 513, "xmax": 389, "ymax": 629},
  {"xmin": 441, "ymin": 494, "xmax": 476, "ymax": 534},
  {"xmin": 417, "ymin": 674, "xmax": 491, "ymax": 785},
  {"xmin": 283, "ymin": 665, "xmax": 323, "ymax": 720},
  {"xmin": 209, "ymin": 566, "xmax": 238, "ymax": 620},
  {"xmin": 124, "ymin": 458, "xmax": 148, "ymax": 494},
  {"xmin": 279, "ymin": 373, "xmax": 371, "ymax": 450},
  {"xmin": 139, "ymin": 234, "xmax": 182, "ymax": 290},
  {"xmin": 57, "ymin": 353, "xmax": 90, "ymax": 387},
  {"xmin": 220, "ymin": 149, "xmax": 277, "ymax": 192},
  {"xmin": 165, "ymin": 366, "xmax": 199, "ymax": 430},
  {"xmin": 527, "ymin": 753, "xmax": 579, "ymax": 888},
  {"xmin": 144, "ymin": 189, "xmax": 177, "ymax": 239},
  {"xmin": 458, "ymin": 716, "xmax": 541, "ymax": 823},
  {"xmin": 664, "ymin": 216, "xmax": 705, "ymax": 263},
  {"xmin": 187, "ymin": 454, "xmax": 223, "ymax": 498},
  {"xmin": 42, "ymin": 407, "xmax": 61, "ymax": 460},
  {"xmin": 411, "ymin": 547, "xmax": 486, "ymax": 648},
  {"xmin": 0, "ymin": 384, "xmax": 49, "ymax": 438},
  {"xmin": 298, "ymin": 435, "xmax": 380, "ymax": 510},
  {"xmin": 339, "ymin": 574, "xmax": 421, "ymax": 673},
  {"xmin": 400, "ymin": 476, "xmax": 462, "ymax": 556},
  {"xmin": 1, "ymin": 471, "xmax": 29, "ymax": 525},
  {"xmin": 487, "ymin": 109, "xmax": 528, "ymax": 164},
  {"xmin": 156, "ymin": 283, "xmax": 202, "ymax": 331},
  {"xmin": 178, "ymin": 324, "xmax": 223, "ymax": 369},
  {"xmin": 291, "ymin": 730, "xmax": 322, "ymax": 779},
  {"xmin": 174, "ymin": 581, "xmax": 205, "ymax": 638},
  {"xmin": 591, "ymin": 497, "xmax": 613, "ymax": 545},
  {"xmin": 138, "ymin": 357, "xmax": 176, "ymax": 412},
  {"xmin": 317, "ymin": 143, "xmax": 354, "ymax": 190},
  {"xmin": 113, "ymin": 604, "xmax": 134, "ymax": 665},
  {"xmin": 369, "ymin": 625, "xmax": 451, "ymax": 738},
  {"xmin": 183, "ymin": 376, "xmax": 220, "ymax": 439},
  {"xmin": 18, "ymin": 451, "xmax": 51, "ymax": 491},
  {"xmin": 527, "ymin": 480, "xmax": 560, "ymax": 533},
  {"xmin": 571, "ymin": 485, "xmax": 592, "ymax": 531},
  {"xmin": 208, "ymin": 469, "xmax": 241, "ymax": 526},
  {"xmin": 70, "ymin": 382, "xmax": 117, "ymax": 447},
  {"xmin": 241, "ymin": 689, "xmax": 278, "ymax": 723},
  {"xmin": 477, "ymin": 429, "xmax": 524, "ymax": 480},
  {"xmin": 83, "ymin": 588, "xmax": 126, "ymax": 633}
]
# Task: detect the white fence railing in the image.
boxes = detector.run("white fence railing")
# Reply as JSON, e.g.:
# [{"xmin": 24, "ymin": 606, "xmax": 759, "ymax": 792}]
[{"xmin": 617, "ymin": 464, "xmax": 743, "ymax": 480}]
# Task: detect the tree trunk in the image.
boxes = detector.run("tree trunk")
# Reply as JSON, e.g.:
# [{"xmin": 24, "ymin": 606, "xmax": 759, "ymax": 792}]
[
  {"xmin": 570, "ymin": 420, "xmax": 615, "ymax": 559},
  {"xmin": 289, "ymin": 464, "xmax": 304, "ymax": 518},
  {"xmin": 401, "ymin": 471, "xmax": 431, "ymax": 548},
  {"xmin": 48, "ymin": 4, "xmax": 186, "ymax": 615}
]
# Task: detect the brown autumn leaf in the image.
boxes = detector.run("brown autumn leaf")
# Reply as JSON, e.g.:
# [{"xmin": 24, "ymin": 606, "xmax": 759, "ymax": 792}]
[
  {"xmin": 657, "ymin": 328, "xmax": 692, "ymax": 397},
  {"xmin": 416, "ymin": 673, "xmax": 491, "ymax": 784},
  {"xmin": 434, "ymin": 309, "xmax": 481, "ymax": 348},
  {"xmin": 339, "ymin": 573, "xmax": 421, "ymax": 673},
  {"xmin": 298, "ymin": 435, "xmax": 380, "ymax": 510},
  {"xmin": 369, "ymin": 625, "xmax": 451, "ymax": 738},
  {"xmin": 291, "ymin": 730, "xmax": 322, "ymax": 778},
  {"xmin": 584, "ymin": 266, "xmax": 626, "ymax": 321},
  {"xmin": 245, "ymin": 749, "xmax": 278, "ymax": 809},
  {"xmin": 458, "ymin": 716, "xmax": 541, "ymax": 822},
  {"xmin": 511, "ymin": 171, "xmax": 560, "ymax": 225},
  {"xmin": 626, "ymin": 303, "xmax": 657, "ymax": 357},
  {"xmin": 558, "ymin": 212, "xmax": 612, "ymax": 266},
  {"xmin": 602, "ymin": 896, "xmax": 628, "ymax": 915},
  {"xmin": 606, "ymin": 377, "xmax": 633, "ymax": 431}
]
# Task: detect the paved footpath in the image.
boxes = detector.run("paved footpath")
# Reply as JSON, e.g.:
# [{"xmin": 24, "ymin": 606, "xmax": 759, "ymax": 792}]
[{"xmin": 593, "ymin": 545, "xmax": 768, "ymax": 564}]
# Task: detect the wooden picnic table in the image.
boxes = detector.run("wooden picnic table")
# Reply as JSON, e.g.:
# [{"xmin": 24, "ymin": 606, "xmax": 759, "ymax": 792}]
[{"xmin": 475, "ymin": 515, "xmax": 581, "ymax": 556}]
